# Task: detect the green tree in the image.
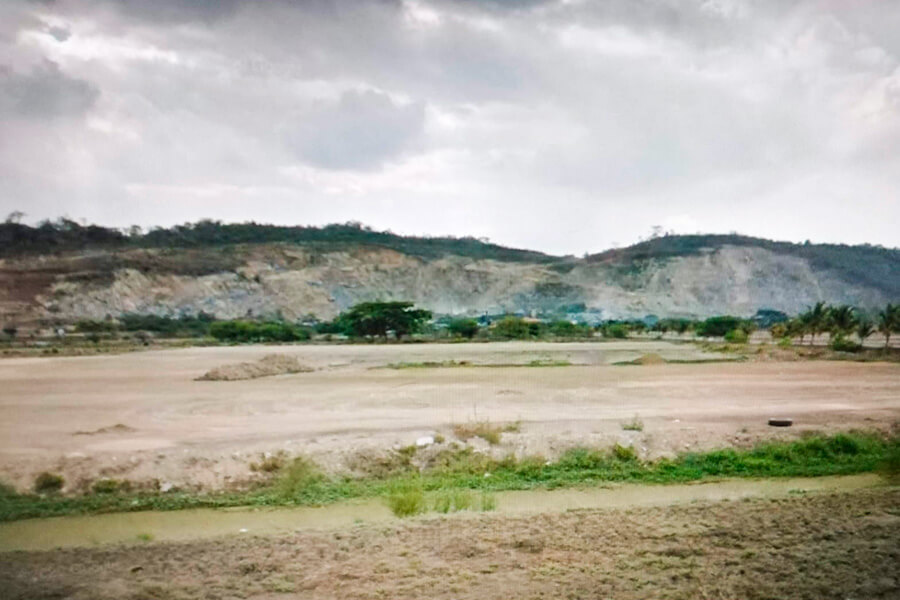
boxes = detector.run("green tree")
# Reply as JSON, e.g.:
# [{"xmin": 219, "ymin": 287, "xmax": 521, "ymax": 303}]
[
  {"xmin": 447, "ymin": 318, "xmax": 479, "ymax": 339},
  {"xmin": 877, "ymin": 303, "xmax": 899, "ymax": 349},
  {"xmin": 340, "ymin": 301, "xmax": 431, "ymax": 339},
  {"xmin": 828, "ymin": 305, "xmax": 857, "ymax": 339},
  {"xmin": 856, "ymin": 320, "xmax": 874, "ymax": 345}
]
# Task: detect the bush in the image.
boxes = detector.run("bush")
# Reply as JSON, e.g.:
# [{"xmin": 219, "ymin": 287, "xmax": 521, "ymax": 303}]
[
  {"xmin": 33, "ymin": 472, "xmax": 64, "ymax": 494},
  {"xmin": 492, "ymin": 316, "xmax": 533, "ymax": 339},
  {"xmin": 621, "ymin": 416, "xmax": 644, "ymax": 431},
  {"xmin": 209, "ymin": 320, "xmax": 310, "ymax": 343},
  {"xmin": 275, "ymin": 457, "xmax": 323, "ymax": 499},
  {"xmin": 91, "ymin": 479, "xmax": 130, "ymax": 494},
  {"xmin": 453, "ymin": 422, "xmax": 503, "ymax": 445},
  {"xmin": 603, "ymin": 324, "xmax": 629, "ymax": 339},
  {"xmin": 697, "ymin": 316, "xmax": 754, "ymax": 338},
  {"xmin": 724, "ymin": 328, "xmax": 749, "ymax": 344},
  {"xmin": 447, "ymin": 318, "xmax": 479, "ymax": 339},
  {"xmin": 549, "ymin": 320, "xmax": 592, "ymax": 338},
  {"xmin": 831, "ymin": 336, "xmax": 862, "ymax": 353},
  {"xmin": 386, "ymin": 483, "xmax": 426, "ymax": 517}
]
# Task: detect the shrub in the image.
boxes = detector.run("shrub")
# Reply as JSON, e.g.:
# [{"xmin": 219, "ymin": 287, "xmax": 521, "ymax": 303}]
[
  {"xmin": 386, "ymin": 483, "xmax": 426, "ymax": 517},
  {"xmin": 612, "ymin": 444, "xmax": 638, "ymax": 462},
  {"xmin": 447, "ymin": 318, "xmax": 479, "ymax": 339},
  {"xmin": 696, "ymin": 316, "xmax": 751, "ymax": 337},
  {"xmin": 91, "ymin": 479, "xmax": 130, "ymax": 494},
  {"xmin": 0, "ymin": 480, "xmax": 16, "ymax": 498},
  {"xmin": 724, "ymin": 328, "xmax": 749, "ymax": 344},
  {"xmin": 831, "ymin": 336, "xmax": 862, "ymax": 353},
  {"xmin": 250, "ymin": 452, "xmax": 287, "ymax": 473},
  {"xmin": 492, "ymin": 316, "xmax": 532, "ymax": 339},
  {"xmin": 603, "ymin": 324, "xmax": 629, "ymax": 339},
  {"xmin": 275, "ymin": 456, "xmax": 323, "ymax": 499},
  {"xmin": 33, "ymin": 472, "xmax": 64, "ymax": 494}
]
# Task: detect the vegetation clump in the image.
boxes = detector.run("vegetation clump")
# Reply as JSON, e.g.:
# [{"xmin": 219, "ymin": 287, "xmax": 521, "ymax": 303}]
[
  {"xmin": 33, "ymin": 472, "xmax": 64, "ymax": 494},
  {"xmin": 453, "ymin": 422, "xmax": 504, "ymax": 445}
]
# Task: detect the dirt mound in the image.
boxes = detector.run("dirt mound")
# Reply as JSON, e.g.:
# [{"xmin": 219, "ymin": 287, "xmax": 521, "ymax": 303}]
[
  {"xmin": 635, "ymin": 353, "xmax": 666, "ymax": 365},
  {"xmin": 197, "ymin": 354, "xmax": 313, "ymax": 381}
]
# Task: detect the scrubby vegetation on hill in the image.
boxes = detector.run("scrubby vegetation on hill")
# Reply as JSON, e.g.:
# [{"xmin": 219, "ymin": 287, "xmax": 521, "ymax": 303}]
[
  {"xmin": 0, "ymin": 219, "xmax": 555, "ymax": 263},
  {"xmin": 589, "ymin": 233, "xmax": 900, "ymax": 297}
]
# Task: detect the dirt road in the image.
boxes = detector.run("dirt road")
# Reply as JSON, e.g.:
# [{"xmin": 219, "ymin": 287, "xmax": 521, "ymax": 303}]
[{"xmin": 1, "ymin": 341, "xmax": 898, "ymax": 490}]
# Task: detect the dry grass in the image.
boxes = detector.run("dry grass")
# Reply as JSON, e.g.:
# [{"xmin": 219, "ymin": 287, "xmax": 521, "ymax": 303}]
[
  {"xmin": 453, "ymin": 421, "xmax": 504, "ymax": 445},
  {"xmin": 196, "ymin": 354, "xmax": 312, "ymax": 381}
]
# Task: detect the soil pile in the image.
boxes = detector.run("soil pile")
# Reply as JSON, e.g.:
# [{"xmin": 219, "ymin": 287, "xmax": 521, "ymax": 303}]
[{"xmin": 197, "ymin": 354, "xmax": 312, "ymax": 381}]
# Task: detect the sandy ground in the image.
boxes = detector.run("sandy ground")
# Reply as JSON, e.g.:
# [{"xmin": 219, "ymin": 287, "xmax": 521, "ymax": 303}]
[
  {"xmin": 2, "ymin": 486, "xmax": 898, "ymax": 599},
  {"xmin": 0, "ymin": 341, "xmax": 898, "ymax": 491}
]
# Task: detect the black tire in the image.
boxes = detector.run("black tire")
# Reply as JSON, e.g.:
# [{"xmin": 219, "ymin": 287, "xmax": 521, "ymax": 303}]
[{"xmin": 768, "ymin": 418, "xmax": 793, "ymax": 427}]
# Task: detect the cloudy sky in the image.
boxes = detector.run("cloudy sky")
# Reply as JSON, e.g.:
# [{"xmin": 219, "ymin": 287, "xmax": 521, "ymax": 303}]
[{"xmin": 1, "ymin": 0, "xmax": 898, "ymax": 255}]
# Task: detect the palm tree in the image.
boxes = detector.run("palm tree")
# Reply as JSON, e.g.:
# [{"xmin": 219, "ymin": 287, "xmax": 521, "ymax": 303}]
[
  {"xmin": 801, "ymin": 302, "xmax": 828, "ymax": 345},
  {"xmin": 828, "ymin": 305, "xmax": 857, "ymax": 339},
  {"xmin": 878, "ymin": 303, "xmax": 899, "ymax": 349},
  {"xmin": 857, "ymin": 320, "xmax": 874, "ymax": 346}
]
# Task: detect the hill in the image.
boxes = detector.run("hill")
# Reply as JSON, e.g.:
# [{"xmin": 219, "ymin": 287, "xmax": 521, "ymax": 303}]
[{"xmin": 0, "ymin": 221, "xmax": 897, "ymax": 326}]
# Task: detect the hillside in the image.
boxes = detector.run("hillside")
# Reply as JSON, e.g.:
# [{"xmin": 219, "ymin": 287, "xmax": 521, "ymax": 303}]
[{"xmin": 1, "ymin": 222, "xmax": 898, "ymax": 326}]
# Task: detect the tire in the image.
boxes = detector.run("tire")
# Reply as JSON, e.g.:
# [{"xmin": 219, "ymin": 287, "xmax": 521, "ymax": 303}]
[{"xmin": 768, "ymin": 418, "xmax": 793, "ymax": 427}]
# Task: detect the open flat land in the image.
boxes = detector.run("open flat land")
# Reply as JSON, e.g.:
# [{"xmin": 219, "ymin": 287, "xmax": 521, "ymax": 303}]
[{"xmin": 1, "ymin": 341, "xmax": 898, "ymax": 492}]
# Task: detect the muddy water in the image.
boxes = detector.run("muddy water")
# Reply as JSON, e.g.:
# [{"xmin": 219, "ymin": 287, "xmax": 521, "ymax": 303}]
[{"xmin": 0, "ymin": 474, "xmax": 882, "ymax": 552}]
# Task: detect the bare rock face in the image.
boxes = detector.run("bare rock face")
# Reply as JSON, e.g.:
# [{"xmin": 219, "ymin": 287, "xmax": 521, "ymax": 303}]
[{"xmin": 1, "ymin": 239, "xmax": 896, "ymax": 325}]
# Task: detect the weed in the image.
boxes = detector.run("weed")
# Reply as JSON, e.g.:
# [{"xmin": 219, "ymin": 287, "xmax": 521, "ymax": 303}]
[
  {"xmin": 432, "ymin": 489, "xmax": 474, "ymax": 513},
  {"xmin": 433, "ymin": 433, "xmax": 446, "ymax": 444},
  {"xmin": 275, "ymin": 456, "xmax": 323, "ymax": 500},
  {"xmin": 502, "ymin": 421, "xmax": 522, "ymax": 433},
  {"xmin": 621, "ymin": 416, "xmax": 644, "ymax": 432},
  {"xmin": 386, "ymin": 483, "xmax": 426, "ymax": 517},
  {"xmin": 0, "ymin": 480, "xmax": 16, "ymax": 498},
  {"xmin": 136, "ymin": 532, "xmax": 154, "ymax": 542},
  {"xmin": 91, "ymin": 479, "xmax": 131, "ymax": 495},
  {"xmin": 33, "ymin": 472, "xmax": 64, "ymax": 494},
  {"xmin": 612, "ymin": 444, "xmax": 639, "ymax": 462},
  {"xmin": 250, "ymin": 452, "xmax": 287, "ymax": 474},
  {"xmin": 479, "ymin": 492, "xmax": 497, "ymax": 511},
  {"xmin": 453, "ymin": 422, "xmax": 503, "ymax": 445}
]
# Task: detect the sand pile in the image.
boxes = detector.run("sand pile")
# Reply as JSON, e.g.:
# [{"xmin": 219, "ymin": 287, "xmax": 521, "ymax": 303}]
[
  {"xmin": 635, "ymin": 353, "xmax": 666, "ymax": 365},
  {"xmin": 197, "ymin": 354, "xmax": 313, "ymax": 381}
]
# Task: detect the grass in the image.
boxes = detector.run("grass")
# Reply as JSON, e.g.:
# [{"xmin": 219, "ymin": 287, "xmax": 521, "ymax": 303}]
[
  {"xmin": 453, "ymin": 421, "xmax": 505, "ymax": 445},
  {"xmin": 33, "ymin": 472, "xmax": 64, "ymax": 494},
  {"xmin": 0, "ymin": 431, "xmax": 895, "ymax": 522},
  {"xmin": 621, "ymin": 416, "xmax": 644, "ymax": 432},
  {"xmin": 383, "ymin": 359, "xmax": 574, "ymax": 370}
]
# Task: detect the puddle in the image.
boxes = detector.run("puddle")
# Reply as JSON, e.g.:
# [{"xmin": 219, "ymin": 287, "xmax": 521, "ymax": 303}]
[{"xmin": 0, "ymin": 474, "xmax": 882, "ymax": 552}]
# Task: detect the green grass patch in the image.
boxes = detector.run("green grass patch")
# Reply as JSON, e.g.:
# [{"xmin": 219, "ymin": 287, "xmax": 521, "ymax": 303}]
[{"xmin": 0, "ymin": 431, "xmax": 894, "ymax": 522}]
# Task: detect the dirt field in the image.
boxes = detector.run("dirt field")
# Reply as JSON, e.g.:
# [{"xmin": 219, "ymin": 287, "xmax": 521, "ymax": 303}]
[
  {"xmin": 3, "ymin": 487, "xmax": 898, "ymax": 599},
  {"xmin": 1, "ymin": 341, "xmax": 898, "ymax": 491}
]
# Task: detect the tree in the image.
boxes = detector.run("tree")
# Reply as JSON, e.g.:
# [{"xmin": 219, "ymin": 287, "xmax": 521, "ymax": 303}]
[
  {"xmin": 807, "ymin": 301, "xmax": 829, "ymax": 344},
  {"xmin": 2, "ymin": 324, "xmax": 17, "ymax": 340},
  {"xmin": 827, "ymin": 305, "xmax": 857, "ymax": 339},
  {"xmin": 339, "ymin": 301, "xmax": 431, "ymax": 339},
  {"xmin": 856, "ymin": 320, "xmax": 874, "ymax": 345},
  {"xmin": 447, "ymin": 318, "xmax": 479, "ymax": 339},
  {"xmin": 877, "ymin": 303, "xmax": 900, "ymax": 349}
]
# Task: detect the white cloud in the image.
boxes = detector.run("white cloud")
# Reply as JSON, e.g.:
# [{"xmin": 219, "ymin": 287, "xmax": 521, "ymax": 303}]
[{"xmin": 0, "ymin": 0, "xmax": 898, "ymax": 254}]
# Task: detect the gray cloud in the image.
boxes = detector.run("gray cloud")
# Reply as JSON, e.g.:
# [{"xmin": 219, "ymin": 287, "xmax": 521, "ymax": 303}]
[
  {"xmin": 0, "ymin": 60, "xmax": 98, "ymax": 118},
  {"xmin": 286, "ymin": 90, "xmax": 425, "ymax": 170},
  {"xmin": 0, "ymin": 0, "xmax": 898, "ymax": 254}
]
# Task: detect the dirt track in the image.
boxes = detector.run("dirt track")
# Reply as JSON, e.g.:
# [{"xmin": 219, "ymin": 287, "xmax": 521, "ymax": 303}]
[
  {"xmin": 3, "ymin": 487, "xmax": 898, "ymax": 599},
  {"xmin": 1, "ymin": 341, "xmax": 898, "ymax": 491}
]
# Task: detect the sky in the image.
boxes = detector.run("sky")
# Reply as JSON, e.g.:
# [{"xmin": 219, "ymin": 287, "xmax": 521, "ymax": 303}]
[{"xmin": 1, "ymin": 0, "xmax": 898, "ymax": 256}]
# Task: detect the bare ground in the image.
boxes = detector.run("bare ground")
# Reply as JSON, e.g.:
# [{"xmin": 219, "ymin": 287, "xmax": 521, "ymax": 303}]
[
  {"xmin": 0, "ymin": 341, "xmax": 898, "ymax": 491},
  {"xmin": 2, "ymin": 487, "xmax": 898, "ymax": 600}
]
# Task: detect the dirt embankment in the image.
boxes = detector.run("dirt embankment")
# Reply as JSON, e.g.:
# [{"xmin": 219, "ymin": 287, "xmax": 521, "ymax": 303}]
[
  {"xmin": 196, "ymin": 354, "xmax": 313, "ymax": 381},
  {"xmin": 2, "ymin": 487, "xmax": 898, "ymax": 600}
]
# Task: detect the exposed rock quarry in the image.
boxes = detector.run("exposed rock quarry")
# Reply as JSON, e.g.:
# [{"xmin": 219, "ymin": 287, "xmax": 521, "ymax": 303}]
[{"xmin": 1, "ymin": 236, "xmax": 897, "ymax": 325}]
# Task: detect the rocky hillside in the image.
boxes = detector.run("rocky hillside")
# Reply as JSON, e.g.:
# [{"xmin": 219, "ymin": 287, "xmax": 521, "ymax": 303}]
[{"xmin": 1, "ymin": 222, "xmax": 898, "ymax": 325}]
